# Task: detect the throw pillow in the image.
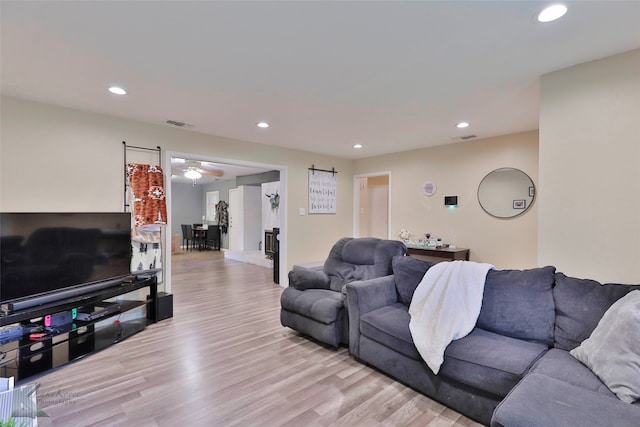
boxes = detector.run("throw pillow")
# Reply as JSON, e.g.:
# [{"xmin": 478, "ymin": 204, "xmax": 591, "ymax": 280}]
[
  {"xmin": 392, "ymin": 256, "xmax": 435, "ymax": 306},
  {"xmin": 476, "ymin": 266, "xmax": 556, "ymax": 345},
  {"xmin": 570, "ymin": 290, "xmax": 640, "ymax": 404},
  {"xmin": 553, "ymin": 273, "xmax": 640, "ymax": 351}
]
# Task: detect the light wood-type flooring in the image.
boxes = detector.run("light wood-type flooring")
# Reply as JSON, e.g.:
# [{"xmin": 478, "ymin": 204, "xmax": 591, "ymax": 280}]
[{"xmin": 35, "ymin": 251, "xmax": 483, "ymax": 426}]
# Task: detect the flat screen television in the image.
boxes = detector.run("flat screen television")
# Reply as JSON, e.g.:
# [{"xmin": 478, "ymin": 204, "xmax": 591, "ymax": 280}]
[{"xmin": 0, "ymin": 212, "xmax": 132, "ymax": 312}]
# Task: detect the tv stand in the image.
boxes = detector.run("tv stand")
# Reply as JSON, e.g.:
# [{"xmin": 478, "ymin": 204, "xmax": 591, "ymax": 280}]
[{"xmin": 0, "ymin": 276, "xmax": 159, "ymax": 382}]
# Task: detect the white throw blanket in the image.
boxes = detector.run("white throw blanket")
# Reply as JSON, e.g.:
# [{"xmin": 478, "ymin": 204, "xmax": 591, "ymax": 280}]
[{"xmin": 409, "ymin": 260, "xmax": 495, "ymax": 374}]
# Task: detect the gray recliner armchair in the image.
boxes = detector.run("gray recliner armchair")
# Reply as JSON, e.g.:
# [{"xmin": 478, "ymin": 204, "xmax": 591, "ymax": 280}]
[{"xmin": 280, "ymin": 237, "xmax": 407, "ymax": 347}]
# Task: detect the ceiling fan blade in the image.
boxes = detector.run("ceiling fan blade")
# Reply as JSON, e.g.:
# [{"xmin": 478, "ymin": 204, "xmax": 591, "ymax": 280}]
[
  {"xmin": 198, "ymin": 168, "xmax": 224, "ymax": 177},
  {"xmin": 171, "ymin": 166, "xmax": 185, "ymax": 176},
  {"xmin": 171, "ymin": 159, "xmax": 224, "ymax": 179}
]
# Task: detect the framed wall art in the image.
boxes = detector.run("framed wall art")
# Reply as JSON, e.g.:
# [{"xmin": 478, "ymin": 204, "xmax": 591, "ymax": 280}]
[
  {"xmin": 308, "ymin": 165, "xmax": 337, "ymax": 214},
  {"xmin": 513, "ymin": 199, "xmax": 526, "ymax": 209}
]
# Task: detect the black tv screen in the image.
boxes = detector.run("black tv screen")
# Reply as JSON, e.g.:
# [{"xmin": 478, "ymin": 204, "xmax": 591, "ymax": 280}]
[{"xmin": 0, "ymin": 212, "xmax": 132, "ymax": 306}]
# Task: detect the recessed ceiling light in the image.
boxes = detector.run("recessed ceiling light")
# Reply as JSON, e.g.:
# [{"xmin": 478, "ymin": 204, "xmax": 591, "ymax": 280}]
[
  {"xmin": 537, "ymin": 4, "xmax": 567, "ymax": 22},
  {"xmin": 108, "ymin": 86, "xmax": 127, "ymax": 95},
  {"xmin": 456, "ymin": 122, "xmax": 470, "ymax": 128},
  {"xmin": 256, "ymin": 121, "xmax": 269, "ymax": 128},
  {"xmin": 353, "ymin": 144, "xmax": 363, "ymax": 149}
]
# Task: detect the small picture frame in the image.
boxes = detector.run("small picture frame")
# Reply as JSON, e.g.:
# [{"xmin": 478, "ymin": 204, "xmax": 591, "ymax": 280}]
[
  {"xmin": 513, "ymin": 199, "xmax": 526, "ymax": 209},
  {"xmin": 529, "ymin": 186, "xmax": 535, "ymax": 197}
]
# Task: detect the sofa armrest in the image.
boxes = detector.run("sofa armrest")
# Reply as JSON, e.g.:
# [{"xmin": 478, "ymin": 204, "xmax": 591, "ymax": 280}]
[
  {"xmin": 345, "ymin": 275, "xmax": 397, "ymax": 358},
  {"xmin": 288, "ymin": 268, "xmax": 330, "ymax": 290}
]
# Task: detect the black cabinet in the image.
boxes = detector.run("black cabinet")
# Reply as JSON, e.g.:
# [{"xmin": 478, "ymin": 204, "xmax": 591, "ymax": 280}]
[
  {"xmin": 264, "ymin": 228, "xmax": 280, "ymax": 284},
  {"xmin": 272, "ymin": 228, "xmax": 280, "ymax": 284}
]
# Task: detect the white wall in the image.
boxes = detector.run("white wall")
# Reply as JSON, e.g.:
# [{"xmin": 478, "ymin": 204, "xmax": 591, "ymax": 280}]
[
  {"xmin": 237, "ymin": 185, "xmax": 262, "ymax": 251},
  {"xmin": 355, "ymin": 131, "xmax": 539, "ymax": 269},
  {"xmin": 539, "ymin": 49, "xmax": 640, "ymax": 283},
  {"xmin": 8, "ymin": 47, "xmax": 637, "ymax": 283},
  {"xmin": 0, "ymin": 97, "xmax": 355, "ymax": 283},
  {"xmin": 261, "ymin": 180, "xmax": 281, "ymax": 244},
  {"xmin": 171, "ymin": 182, "xmax": 204, "ymax": 237}
]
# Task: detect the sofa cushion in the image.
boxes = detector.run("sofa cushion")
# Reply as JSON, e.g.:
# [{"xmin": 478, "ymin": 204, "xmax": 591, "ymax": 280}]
[
  {"xmin": 491, "ymin": 373, "xmax": 640, "ymax": 427},
  {"xmin": 570, "ymin": 290, "xmax": 640, "ymax": 404},
  {"xmin": 530, "ymin": 348, "xmax": 616, "ymax": 398},
  {"xmin": 360, "ymin": 303, "xmax": 420, "ymax": 360},
  {"xmin": 477, "ymin": 266, "xmax": 556, "ymax": 345},
  {"xmin": 439, "ymin": 328, "xmax": 548, "ymax": 398},
  {"xmin": 553, "ymin": 273, "xmax": 640, "ymax": 351},
  {"xmin": 280, "ymin": 288, "xmax": 344, "ymax": 325},
  {"xmin": 392, "ymin": 256, "xmax": 435, "ymax": 306}
]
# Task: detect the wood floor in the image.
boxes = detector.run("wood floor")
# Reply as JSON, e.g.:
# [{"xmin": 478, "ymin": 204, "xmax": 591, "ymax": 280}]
[{"xmin": 35, "ymin": 251, "xmax": 483, "ymax": 427}]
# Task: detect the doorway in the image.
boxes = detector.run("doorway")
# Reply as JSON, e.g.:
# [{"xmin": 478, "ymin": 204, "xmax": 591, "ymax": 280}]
[
  {"xmin": 164, "ymin": 151, "xmax": 288, "ymax": 292},
  {"xmin": 354, "ymin": 172, "xmax": 391, "ymax": 239}
]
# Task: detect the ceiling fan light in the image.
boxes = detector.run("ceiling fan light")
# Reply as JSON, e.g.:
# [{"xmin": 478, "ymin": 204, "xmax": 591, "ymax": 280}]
[{"xmin": 184, "ymin": 169, "xmax": 202, "ymax": 180}]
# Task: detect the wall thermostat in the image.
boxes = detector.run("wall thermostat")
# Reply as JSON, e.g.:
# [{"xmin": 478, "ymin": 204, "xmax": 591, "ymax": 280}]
[{"xmin": 444, "ymin": 196, "xmax": 458, "ymax": 207}]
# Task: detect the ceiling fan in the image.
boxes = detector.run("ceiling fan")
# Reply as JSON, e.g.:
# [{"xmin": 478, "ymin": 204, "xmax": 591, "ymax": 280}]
[{"xmin": 172, "ymin": 159, "xmax": 224, "ymax": 181}]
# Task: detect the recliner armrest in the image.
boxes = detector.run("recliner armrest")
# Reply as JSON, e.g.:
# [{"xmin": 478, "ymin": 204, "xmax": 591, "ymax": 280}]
[
  {"xmin": 288, "ymin": 268, "xmax": 330, "ymax": 290},
  {"xmin": 345, "ymin": 275, "xmax": 397, "ymax": 357}
]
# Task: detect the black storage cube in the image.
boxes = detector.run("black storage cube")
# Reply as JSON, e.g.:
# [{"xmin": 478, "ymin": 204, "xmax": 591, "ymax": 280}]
[{"xmin": 151, "ymin": 292, "xmax": 173, "ymax": 321}]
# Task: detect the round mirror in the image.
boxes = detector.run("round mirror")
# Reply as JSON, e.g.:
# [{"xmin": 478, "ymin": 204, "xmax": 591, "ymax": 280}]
[{"xmin": 478, "ymin": 168, "xmax": 535, "ymax": 218}]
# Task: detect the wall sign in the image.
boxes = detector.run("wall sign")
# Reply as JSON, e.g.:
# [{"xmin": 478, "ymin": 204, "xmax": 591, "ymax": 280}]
[{"xmin": 308, "ymin": 166, "xmax": 337, "ymax": 214}]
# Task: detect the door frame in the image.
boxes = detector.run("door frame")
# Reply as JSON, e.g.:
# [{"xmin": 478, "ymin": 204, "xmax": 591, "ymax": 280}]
[
  {"xmin": 164, "ymin": 150, "xmax": 288, "ymax": 291},
  {"xmin": 228, "ymin": 187, "xmax": 241, "ymax": 252},
  {"xmin": 353, "ymin": 171, "xmax": 392, "ymax": 238}
]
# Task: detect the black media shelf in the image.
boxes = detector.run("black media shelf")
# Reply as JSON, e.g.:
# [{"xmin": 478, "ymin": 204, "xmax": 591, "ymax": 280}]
[
  {"xmin": 0, "ymin": 276, "xmax": 158, "ymax": 327},
  {"xmin": 0, "ymin": 277, "xmax": 159, "ymax": 383}
]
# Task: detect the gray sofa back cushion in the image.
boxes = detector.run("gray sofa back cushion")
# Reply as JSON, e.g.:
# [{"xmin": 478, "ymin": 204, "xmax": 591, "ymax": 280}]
[
  {"xmin": 324, "ymin": 237, "xmax": 407, "ymax": 292},
  {"xmin": 392, "ymin": 256, "xmax": 436, "ymax": 306},
  {"xmin": 553, "ymin": 272, "xmax": 640, "ymax": 351},
  {"xmin": 477, "ymin": 266, "xmax": 556, "ymax": 346}
]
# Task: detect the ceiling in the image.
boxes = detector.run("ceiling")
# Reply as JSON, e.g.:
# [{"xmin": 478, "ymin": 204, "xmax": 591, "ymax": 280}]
[{"xmin": 2, "ymin": 1, "xmax": 639, "ymax": 160}]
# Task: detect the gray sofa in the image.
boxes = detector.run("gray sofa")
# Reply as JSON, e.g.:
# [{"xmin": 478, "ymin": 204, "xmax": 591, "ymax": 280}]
[
  {"xmin": 346, "ymin": 256, "xmax": 640, "ymax": 426},
  {"xmin": 280, "ymin": 237, "xmax": 406, "ymax": 347}
]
